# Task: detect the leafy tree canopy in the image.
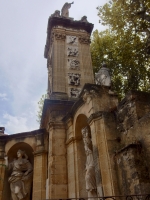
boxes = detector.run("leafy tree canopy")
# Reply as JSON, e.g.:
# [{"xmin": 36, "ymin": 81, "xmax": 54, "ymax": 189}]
[{"xmin": 91, "ymin": 0, "xmax": 150, "ymax": 98}]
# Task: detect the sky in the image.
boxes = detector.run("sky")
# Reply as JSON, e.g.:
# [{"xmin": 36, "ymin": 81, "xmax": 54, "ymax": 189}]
[{"xmin": 0, "ymin": 0, "xmax": 108, "ymax": 135}]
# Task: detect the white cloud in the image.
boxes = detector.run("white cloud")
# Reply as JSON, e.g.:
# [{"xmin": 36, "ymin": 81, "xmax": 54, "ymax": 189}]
[
  {"xmin": 3, "ymin": 112, "xmax": 38, "ymax": 135},
  {"xmin": 0, "ymin": 93, "xmax": 8, "ymax": 101}
]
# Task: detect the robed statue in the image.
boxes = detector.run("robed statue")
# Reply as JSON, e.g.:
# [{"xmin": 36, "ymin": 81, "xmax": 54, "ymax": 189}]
[
  {"xmin": 5, "ymin": 149, "xmax": 33, "ymax": 200},
  {"xmin": 82, "ymin": 127, "xmax": 97, "ymax": 200},
  {"xmin": 61, "ymin": 2, "xmax": 74, "ymax": 17}
]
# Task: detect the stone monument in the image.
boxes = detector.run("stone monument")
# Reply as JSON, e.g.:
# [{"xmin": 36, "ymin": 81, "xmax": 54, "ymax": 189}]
[
  {"xmin": 82, "ymin": 126, "xmax": 97, "ymax": 200},
  {"xmin": 61, "ymin": 2, "xmax": 74, "ymax": 18},
  {"xmin": 5, "ymin": 150, "xmax": 33, "ymax": 200}
]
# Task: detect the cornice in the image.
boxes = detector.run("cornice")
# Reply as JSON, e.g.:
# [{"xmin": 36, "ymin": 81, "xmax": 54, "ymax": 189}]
[{"xmin": 44, "ymin": 16, "xmax": 94, "ymax": 58}]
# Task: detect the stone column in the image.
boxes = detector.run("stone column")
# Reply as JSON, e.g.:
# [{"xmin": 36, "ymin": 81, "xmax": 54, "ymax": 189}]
[
  {"xmin": 88, "ymin": 112, "xmax": 119, "ymax": 196},
  {"xmin": 32, "ymin": 134, "xmax": 47, "ymax": 200},
  {"xmin": 48, "ymin": 122, "xmax": 68, "ymax": 199}
]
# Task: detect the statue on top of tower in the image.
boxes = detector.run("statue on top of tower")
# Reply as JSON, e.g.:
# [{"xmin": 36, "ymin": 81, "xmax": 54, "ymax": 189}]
[{"xmin": 61, "ymin": 2, "xmax": 74, "ymax": 18}]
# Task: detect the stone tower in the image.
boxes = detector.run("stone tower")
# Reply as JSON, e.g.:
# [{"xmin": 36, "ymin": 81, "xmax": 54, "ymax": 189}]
[
  {"xmin": 44, "ymin": 9, "xmax": 94, "ymax": 100},
  {"xmin": 1, "ymin": 3, "xmax": 150, "ymax": 200}
]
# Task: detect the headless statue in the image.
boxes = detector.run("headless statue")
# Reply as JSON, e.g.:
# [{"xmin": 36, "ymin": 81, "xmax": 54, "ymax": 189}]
[{"xmin": 61, "ymin": 2, "xmax": 74, "ymax": 17}]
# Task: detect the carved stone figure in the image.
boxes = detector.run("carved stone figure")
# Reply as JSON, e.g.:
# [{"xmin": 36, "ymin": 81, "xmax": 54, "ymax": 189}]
[
  {"xmin": 80, "ymin": 16, "xmax": 88, "ymax": 23},
  {"xmin": 67, "ymin": 36, "xmax": 78, "ymax": 45},
  {"xmin": 6, "ymin": 150, "xmax": 33, "ymax": 200},
  {"xmin": 51, "ymin": 10, "xmax": 60, "ymax": 18},
  {"xmin": 67, "ymin": 47, "xmax": 78, "ymax": 57},
  {"xmin": 95, "ymin": 63, "xmax": 111, "ymax": 87},
  {"xmin": 82, "ymin": 127, "xmax": 97, "ymax": 200},
  {"xmin": 70, "ymin": 88, "xmax": 81, "ymax": 98},
  {"xmin": 68, "ymin": 58, "xmax": 80, "ymax": 70},
  {"xmin": 68, "ymin": 73, "xmax": 81, "ymax": 86},
  {"xmin": 61, "ymin": 2, "xmax": 74, "ymax": 18}
]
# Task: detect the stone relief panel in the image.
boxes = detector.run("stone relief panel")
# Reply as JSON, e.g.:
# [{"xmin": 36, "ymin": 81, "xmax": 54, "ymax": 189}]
[
  {"xmin": 66, "ymin": 35, "xmax": 78, "ymax": 45},
  {"xmin": 68, "ymin": 58, "xmax": 80, "ymax": 70},
  {"xmin": 68, "ymin": 73, "xmax": 81, "ymax": 86},
  {"xmin": 70, "ymin": 88, "xmax": 81, "ymax": 98},
  {"xmin": 67, "ymin": 46, "xmax": 79, "ymax": 57}
]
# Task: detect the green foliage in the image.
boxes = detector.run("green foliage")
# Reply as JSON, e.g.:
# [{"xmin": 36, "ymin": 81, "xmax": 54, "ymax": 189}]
[
  {"xmin": 37, "ymin": 94, "xmax": 47, "ymax": 123},
  {"xmin": 91, "ymin": 0, "xmax": 150, "ymax": 98}
]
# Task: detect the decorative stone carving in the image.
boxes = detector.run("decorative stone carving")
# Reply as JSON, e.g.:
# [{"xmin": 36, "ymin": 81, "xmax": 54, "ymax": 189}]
[
  {"xmin": 80, "ymin": 16, "xmax": 88, "ymax": 23},
  {"xmin": 67, "ymin": 35, "xmax": 78, "ymax": 45},
  {"xmin": 79, "ymin": 36, "xmax": 91, "ymax": 44},
  {"xmin": 82, "ymin": 126, "xmax": 97, "ymax": 200},
  {"xmin": 61, "ymin": 2, "xmax": 74, "ymax": 18},
  {"xmin": 70, "ymin": 88, "xmax": 81, "ymax": 98},
  {"xmin": 48, "ymin": 66, "xmax": 52, "ymax": 80},
  {"xmin": 68, "ymin": 73, "xmax": 81, "ymax": 86},
  {"xmin": 95, "ymin": 63, "xmax": 111, "ymax": 87},
  {"xmin": 5, "ymin": 150, "xmax": 33, "ymax": 200},
  {"xmin": 51, "ymin": 10, "xmax": 60, "ymax": 18},
  {"xmin": 68, "ymin": 58, "xmax": 80, "ymax": 70},
  {"xmin": 82, "ymin": 89, "xmax": 97, "ymax": 104},
  {"xmin": 67, "ymin": 46, "xmax": 79, "ymax": 57},
  {"xmin": 55, "ymin": 32, "xmax": 66, "ymax": 40}
]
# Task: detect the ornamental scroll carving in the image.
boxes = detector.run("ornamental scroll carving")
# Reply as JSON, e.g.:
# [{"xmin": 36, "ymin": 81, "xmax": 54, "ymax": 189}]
[
  {"xmin": 79, "ymin": 36, "xmax": 91, "ymax": 44},
  {"xmin": 82, "ymin": 89, "xmax": 97, "ymax": 104},
  {"xmin": 55, "ymin": 32, "xmax": 66, "ymax": 40}
]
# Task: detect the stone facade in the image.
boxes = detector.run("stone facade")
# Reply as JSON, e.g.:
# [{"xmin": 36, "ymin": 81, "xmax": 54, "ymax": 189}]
[{"xmin": 1, "ymin": 5, "xmax": 150, "ymax": 200}]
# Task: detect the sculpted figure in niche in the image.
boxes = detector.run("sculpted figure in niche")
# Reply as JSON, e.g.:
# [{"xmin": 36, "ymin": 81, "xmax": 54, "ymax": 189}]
[
  {"xmin": 61, "ymin": 2, "xmax": 74, "ymax": 17},
  {"xmin": 82, "ymin": 127, "xmax": 97, "ymax": 200},
  {"xmin": 5, "ymin": 149, "xmax": 33, "ymax": 200}
]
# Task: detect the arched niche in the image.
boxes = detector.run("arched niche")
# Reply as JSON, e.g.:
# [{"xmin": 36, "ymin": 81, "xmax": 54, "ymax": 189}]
[
  {"xmin": 74, "ymin": 114, "xmax": 89, "ymax": 197},
  {"xmin": 3, "ymin": 142, "xmax": 34, "ymax": 200},
  {"xmin": 7, "ymin": 142, "xmax": 34, "ymax": 165}
]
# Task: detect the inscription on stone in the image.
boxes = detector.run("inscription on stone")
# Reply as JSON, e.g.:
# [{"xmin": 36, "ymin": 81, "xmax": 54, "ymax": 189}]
[
  {"xmin": 68, "ymin": 58, "xmax": 80, "ymax": 70},
  {"xmin": 67, "ymin": 36, "xmax": 78, "ymax": 45},
  {"xmin": 70, "ymin": 88, "xmax": 81, "ymax": 98},
  {"xmin": 67, "ymin": 47, "xmax": 79, "ymax": 57},
  {"xmin": 68, "ymin": 73, "xmax": 81, "ymax": 86}
]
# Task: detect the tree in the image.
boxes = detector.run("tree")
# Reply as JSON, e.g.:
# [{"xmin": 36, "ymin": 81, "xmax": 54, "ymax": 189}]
[
  {"xmin": 37, "ymin": 94, "xmax": 47, "ymax": 123},
  {"xmin": 91, "ymin": 0, "xmax": 150, "ymax": 98}
]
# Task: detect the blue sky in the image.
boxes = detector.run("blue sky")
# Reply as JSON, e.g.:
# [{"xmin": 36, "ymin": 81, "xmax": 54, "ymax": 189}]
[{"xmin": 0, "ymin": 0, "xmax": 108, "ymax": 135}]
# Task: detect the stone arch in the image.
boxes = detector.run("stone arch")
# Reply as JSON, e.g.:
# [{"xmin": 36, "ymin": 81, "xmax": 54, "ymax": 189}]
[
  {"xmin": 7, "ymin": 142, "xmax": 34, "ymax": 165},
  {"xmin": 74, "ymin": 114, "xmax": 89, "ymax": 197},
  {"xmin": 3, "ymin": 142, "xmax": 34, "ymax": 200}
]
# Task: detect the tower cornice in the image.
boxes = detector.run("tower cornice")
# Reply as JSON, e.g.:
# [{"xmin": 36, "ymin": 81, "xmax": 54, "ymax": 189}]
[{"xmin": 44, "ymin": 16, "xmax": 94, "ymax": 58}]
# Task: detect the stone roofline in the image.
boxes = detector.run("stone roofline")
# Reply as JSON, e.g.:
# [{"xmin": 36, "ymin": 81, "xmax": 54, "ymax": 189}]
[{"xmin": 44, "ymin": 16, "xmax": 94, "ymax": 58}]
